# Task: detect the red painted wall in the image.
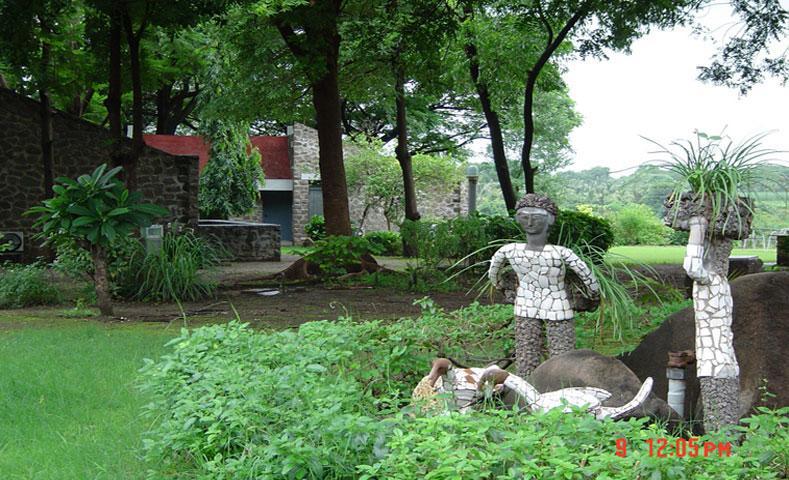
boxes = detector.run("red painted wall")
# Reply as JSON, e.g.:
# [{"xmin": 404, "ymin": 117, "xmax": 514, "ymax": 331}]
[{"xmin": 144, "ymin": 134, "xmax": 292, "ymax": 179}]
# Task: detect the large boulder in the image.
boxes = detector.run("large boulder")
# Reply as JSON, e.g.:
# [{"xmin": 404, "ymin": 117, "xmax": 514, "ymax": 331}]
[
  {"xmin": 529, "ymin": 349, "xmax": 677, "ymax": 421},
  {"xmin": 619, "ymin": 271, "xmax": 789, "ymax": 421}
]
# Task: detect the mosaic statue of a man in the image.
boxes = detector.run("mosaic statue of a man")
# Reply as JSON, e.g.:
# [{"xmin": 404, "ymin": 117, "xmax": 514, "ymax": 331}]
[{"xmin": 488, "ymin": 194, "xmax": 600, "ymax": 377}]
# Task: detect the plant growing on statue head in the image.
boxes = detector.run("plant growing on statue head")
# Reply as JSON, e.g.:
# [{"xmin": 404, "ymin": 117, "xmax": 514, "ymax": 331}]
[
  {"xmin": 25, "ymin": 164, "xmax": 169, "ymax": 316},
  {"xmin": 646, "ymin": 131, "xmax": 778, "ymax": 237}
]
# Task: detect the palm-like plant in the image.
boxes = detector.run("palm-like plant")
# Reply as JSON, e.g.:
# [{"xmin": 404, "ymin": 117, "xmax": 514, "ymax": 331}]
[
  {"xmin": 25, "ymin": 164, "xmax": 169, "ymax": 316},
  {"xmin": 644, "ymin": 131, "xmax": 779, "ymax": 238}
]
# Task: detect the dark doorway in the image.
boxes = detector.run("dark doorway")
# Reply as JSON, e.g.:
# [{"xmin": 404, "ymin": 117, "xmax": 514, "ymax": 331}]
[{"xmin": 261, "ymin": 190, "xmax": 293, "ymax": 242}]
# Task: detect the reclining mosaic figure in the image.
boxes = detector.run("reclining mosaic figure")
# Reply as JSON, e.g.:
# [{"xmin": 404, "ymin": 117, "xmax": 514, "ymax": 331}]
[
  {"xmin": 488, "ymin": 194, "xmax": 600, "ymax": 377},
  {"xmin": 412, "ymin": 358, "xmax": 653, "ymax": 420}
]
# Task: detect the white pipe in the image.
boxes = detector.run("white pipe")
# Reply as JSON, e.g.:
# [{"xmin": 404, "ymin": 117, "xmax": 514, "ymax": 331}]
[{"xmin": 666, "ymin": 368, "xmax": 686, "ymax": 417}]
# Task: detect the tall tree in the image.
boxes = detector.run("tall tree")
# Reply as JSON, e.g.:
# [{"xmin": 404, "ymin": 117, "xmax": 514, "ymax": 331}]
[{"xmin": 270, "ymin": 0, "xmax": 352, "ymax": 236}]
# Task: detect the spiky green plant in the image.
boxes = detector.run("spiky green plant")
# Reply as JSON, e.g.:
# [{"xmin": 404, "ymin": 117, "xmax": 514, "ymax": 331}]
[{"xmin": 644, "ymin": 131, "xmax": 779, "ymax": 237}]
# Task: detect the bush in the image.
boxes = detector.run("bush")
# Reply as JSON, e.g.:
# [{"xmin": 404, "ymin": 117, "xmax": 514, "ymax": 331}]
[
  {"xmin": 610, "ymin": 204, "xmax": 670, "ymax": 246},
  {"xmin": 363, "ymin": 231, "xmax": 402, "ymax": 256},
  {"xmin": 667, "ymin": 229, "xmax": 690, "ymax": 245},
  {"xmin": 121, "ymin": 229, "xmax": 222, "ymax": 302},
  {"xmin": 0, "ymin": 262, "xmax": 62, "ymax": 308},
  {"xmin": 305, "ymin": 215, "xmax": 327, "ymax": 241},
  {"xmin": 549, "ymin": 210, "xmax": 615, "ymax": 262},
  {"xmin": 401, "ymin": 211, "xmax": 613, "ymax": 267},
  {"xmin": 141, "ymin": 305, "xmax": 788, "ymax": 479},
  {"xmin": 307, "ymin": 236, "xmax": 378, "ymax": 276}
]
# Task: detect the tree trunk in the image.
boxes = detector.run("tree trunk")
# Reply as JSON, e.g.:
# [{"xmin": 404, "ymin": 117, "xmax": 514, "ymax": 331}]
[
  {"xmin": 155, "ymin": 84, "xmax": 173, "ymax": 134},
  {"xmin": 521, "ymin": 72, "xmax": 538, "ymax": 194},
  {"xmin": 39, "ymin": 37, "xmax": 54, "ymax": 198},
  {"xmin": 92, "ymin": 246, "xmax": 113, "ymax": 317},
  {"xmin": 67, "ymin": 87, "xmax": 94, "ymax": 118},
  {"xmin": 122, "ymin": 11, "xmax": 144, "ymax": 190},
  {"xmin": 309, "ymin": 16, "xmax": 352, "ymax": 237},
  {"xmin": 275, "ymin": 1, "xmax": 351, "ymax": 237},
  {"xmin": 520, "ymin": 7, "xmax": 587, "ymax": 195},
  {"xmin": 107, "ymin": 6, "xmax": 122, "ymax": 150},
  {"xmin": 394, "ymin": 58, "xmax": 420, "ymax": 257},
  {"xmin": 464, "ymin": 40, "xmax": 517, "ymax": 210}
]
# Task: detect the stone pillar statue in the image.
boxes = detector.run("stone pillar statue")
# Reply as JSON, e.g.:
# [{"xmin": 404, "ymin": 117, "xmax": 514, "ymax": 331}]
[
  {"xmin": 684, "ymin": 216, "xmax": 741, "ymax": 432},
  {"xmin": 488, "ymin": 194, "xmax": 600, "ymax": 377}
]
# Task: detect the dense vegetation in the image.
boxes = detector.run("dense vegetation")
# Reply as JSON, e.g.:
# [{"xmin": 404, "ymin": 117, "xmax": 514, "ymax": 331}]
[{"xmin": 139, "ymin": 304, "xmax": 787, "ymax": 479}]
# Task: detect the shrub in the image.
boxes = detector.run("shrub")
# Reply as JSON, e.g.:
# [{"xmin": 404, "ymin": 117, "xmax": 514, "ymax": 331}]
[
  {"xmin": 363, "ymin": 231, "xmax": 402, "ymax": 256},
  {"xmin": 141, "ymin": 305, "xmax": 788, "ymax": 479},
  {"xmin": 667, "ymin": 229, "xmax": 691, "ymax": 245},
  {"xmin": 121, "ymin": 229, "xmax": 222, "ymax": 302},
  {"xmin": 0, "ymin": 262, "xmax": 62, "ymax": 308},
  {"xmin": 610, "ymin": 204, "xmax": 670, "ymax": 246},
  {"xmin": 307, "ymin": 236, "xmax": 377, "ymax": 276},
  {"xmin": 305, "ymin": 215, "xmax": 327, "ymax": 241},
  {"xmin": 402, "ymin": 211, "xmax": 613, "ymax": 268},
  {"xmin": 549, "ymin": 210, "xmax": 615, "ymax": 262}
]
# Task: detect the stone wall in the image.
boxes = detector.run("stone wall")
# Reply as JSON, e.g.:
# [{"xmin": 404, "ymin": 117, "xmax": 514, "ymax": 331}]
[
  {"xmin": 289, "ymin": 123, "xmax": 470, "ymax": 240},
  {"xmin": 0, "ymin": 88, "xmax": 199, "ymax": 262},
  {"xmin": 197, "ymin": 220, "xmax": 280, "ymax": 261},
  {"xmin": 289, "ymin": 124, "xmax": 320, "ymax": 244},
  {"xmin": 349, "ymin": 181, "xmax": 469, "ymax": 233}
]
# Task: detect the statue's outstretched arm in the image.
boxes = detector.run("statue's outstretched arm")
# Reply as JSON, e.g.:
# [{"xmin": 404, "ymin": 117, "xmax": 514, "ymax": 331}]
[{"xmin": 683, "ymin": 216, "xmax": 711, "ymax": 284}]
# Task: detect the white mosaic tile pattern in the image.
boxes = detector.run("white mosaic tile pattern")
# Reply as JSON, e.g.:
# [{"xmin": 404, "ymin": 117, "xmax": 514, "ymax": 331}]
[
  {"xmin": 684, "ymin": 244, "xmax": 739, "ymax": 379},
  {"xmin": 489, "ymin": 244, "xmax": 600, "ymax": 321}
]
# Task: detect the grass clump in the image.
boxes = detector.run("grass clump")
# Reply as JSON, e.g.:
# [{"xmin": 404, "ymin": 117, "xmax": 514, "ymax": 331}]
[
  {"xmin": 126, "ymin": 229, "xmax": 223, "ymax": 302},
  {"xmin": 0, "ymin": 262, "xmax": 62, "ymax": 308}
]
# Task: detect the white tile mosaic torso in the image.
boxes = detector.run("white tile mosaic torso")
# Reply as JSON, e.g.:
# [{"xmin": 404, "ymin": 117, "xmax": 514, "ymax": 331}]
[{"xmin": 489, "ymin": 244, "xmax": 599, "ymax": 321}]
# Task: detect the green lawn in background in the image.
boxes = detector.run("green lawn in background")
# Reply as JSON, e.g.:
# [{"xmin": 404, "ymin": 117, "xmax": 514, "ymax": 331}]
[
  {"xmin": 0, "ymin": 318, "xmax": 175, "ymax": 480},
  {"xmin": 609, "ymin": 246, "xmax": 776, "ymax": 264}
]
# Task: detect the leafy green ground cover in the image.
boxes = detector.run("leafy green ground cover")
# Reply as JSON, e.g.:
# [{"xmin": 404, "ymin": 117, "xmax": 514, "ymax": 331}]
[
  {"xmin": 1, "ymin": 297, "xmax": 784, "ymax": 479},
  {"xmin": 609, "ymin": 246, "xmax": 776, "ymax": 264}
]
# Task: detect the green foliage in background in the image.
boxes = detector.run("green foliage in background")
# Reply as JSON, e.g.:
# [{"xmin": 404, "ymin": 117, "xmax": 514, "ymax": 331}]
[
  {"xmin": 306, "ymin": 236, "xmax": 378, "ymax": 277},
  {"xmin": 363, "ymin": 231, "xmax": 402, "ymax": 256},
  {"xmin": 402, "ymin": 210, "xmax": 613, "ymax": 268},
  {"xmin": 345, "ymin": 142, "xmax": 463, "ymax": 230},
  {"xmin": 610, "ymin": 203, "xmax": 671, "ymax": 246},
  {"xmin": 0, "ymin": 262, "xmax": 61, "ymax": 309},
  {"xmin": 198, "ymin": 120, "xmax": 264, "ymax": 219},
  {"xmin": 140, "ymin": 305, "xmax": 788, "ymax": 479},
  {"xmin": 305, "ymin": 215, "xmax": 327, "ymax": 242}
]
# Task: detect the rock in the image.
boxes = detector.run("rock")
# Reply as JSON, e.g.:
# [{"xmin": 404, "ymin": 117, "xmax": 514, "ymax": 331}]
[
  {"xmin": 728, "ymin": 256, "xmax": 763, "ymax": 278},
  {"xmin": 619, "ymin": 272, "xmax": 789, "ymax": 423},
  {"xmin": 529, "ymin": 349, "xmax": 677, "ymax": 421}
]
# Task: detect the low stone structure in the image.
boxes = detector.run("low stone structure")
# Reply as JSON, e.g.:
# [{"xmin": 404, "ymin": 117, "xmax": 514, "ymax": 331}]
[
  {"xmin": 197, "ymin": 220, "xmax": 280, "ymax": 262},
  {"xmin": 0, "ymin": 88, "xmax": 199, "ymax": 262}
]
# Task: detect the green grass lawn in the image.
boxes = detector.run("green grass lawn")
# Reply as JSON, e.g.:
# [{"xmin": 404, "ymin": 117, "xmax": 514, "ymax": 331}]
[
  {"xmin": 609, "ymin": 245, "xmax": 776, "ymax": 264},
  {"xmin": 0, "ymin": 316, "xmax": 176, "ymax": 480}
]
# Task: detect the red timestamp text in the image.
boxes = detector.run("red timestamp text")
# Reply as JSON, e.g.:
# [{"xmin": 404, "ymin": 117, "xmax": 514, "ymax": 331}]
[{"xmin": 614, "ymin": 437, "xmax": 732, "ymax": 458}]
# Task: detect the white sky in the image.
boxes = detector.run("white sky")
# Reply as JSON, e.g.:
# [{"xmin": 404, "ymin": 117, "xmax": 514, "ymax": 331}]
[{"xmin": 562, "ymin": 4, "xmax": 789, "ymax": 174}]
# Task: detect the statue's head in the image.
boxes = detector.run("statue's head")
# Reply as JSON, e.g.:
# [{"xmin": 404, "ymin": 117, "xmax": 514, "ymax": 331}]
[{"xmin": 514, "ymin": 193, "xmax": 557, "ymax": 235}]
